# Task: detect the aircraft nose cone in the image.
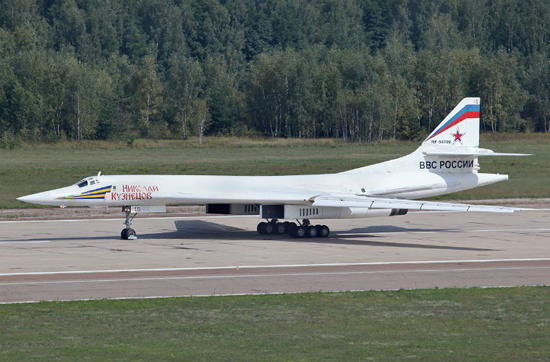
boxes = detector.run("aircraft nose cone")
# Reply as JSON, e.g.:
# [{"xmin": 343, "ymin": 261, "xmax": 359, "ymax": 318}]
[
  {"xmin": 17, "ymin": 191, "xmax": 58, "ymax": 206},
  {"xmin": 16, "ymin": 195, "xmax": 32, "ymax": 203}
]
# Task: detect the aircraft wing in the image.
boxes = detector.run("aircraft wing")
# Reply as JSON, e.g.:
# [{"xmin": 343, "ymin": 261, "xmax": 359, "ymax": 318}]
[{"xmin": 309, "ymin": 195, "xmax": 529, "ymax": 213}]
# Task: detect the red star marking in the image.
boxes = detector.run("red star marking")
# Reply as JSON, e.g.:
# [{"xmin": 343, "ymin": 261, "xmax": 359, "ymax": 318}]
[{"xmin": 451, "ymin": 128, "xmax": 465, "ymax": 144}]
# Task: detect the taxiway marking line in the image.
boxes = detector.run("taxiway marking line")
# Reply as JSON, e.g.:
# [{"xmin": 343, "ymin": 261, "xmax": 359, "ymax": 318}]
[
  {"xmin": 1, "ymin": 258, "xmax": 550, "ymax": 277},
  {"xmin": 0, "ymin": 240, "xmax": 52, "ymax": 244},
  {"xmin": 1, "ymin": 266, "xmax": 549, "ymax": 287}
]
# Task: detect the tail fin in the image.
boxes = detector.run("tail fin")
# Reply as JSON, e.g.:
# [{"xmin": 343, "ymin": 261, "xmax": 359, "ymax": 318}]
[
  {"xmin": 341, "ymin": 97, "xmax": 527, "ymax": 179},
  {"xmin": 423, "ymin": 98, "xmax": 480, "ymax": 148}
]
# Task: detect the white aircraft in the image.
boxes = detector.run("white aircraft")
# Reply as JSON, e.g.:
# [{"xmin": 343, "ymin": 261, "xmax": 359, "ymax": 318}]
[{"xmin": 18, "ymin": 98, "xmax": 528, "ymax": 239}]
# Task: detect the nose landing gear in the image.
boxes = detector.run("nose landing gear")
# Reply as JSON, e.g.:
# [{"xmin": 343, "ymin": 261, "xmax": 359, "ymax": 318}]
[
  {"xmin": 257, "ymin": 219, "xmax": 330, "ymax": 238},
  {"xmin": 121, "ymin": 207, "xmax": 138, "ymax": 240}
]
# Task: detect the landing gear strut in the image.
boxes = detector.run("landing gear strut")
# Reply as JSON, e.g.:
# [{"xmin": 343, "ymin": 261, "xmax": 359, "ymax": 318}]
[
  {"xmin": 257, "ymin": 219, "xmax": 330, "ymax": 238},
  {"xmin": 121, "ymin": 207, "xmax": 138, "ymax": 240}
]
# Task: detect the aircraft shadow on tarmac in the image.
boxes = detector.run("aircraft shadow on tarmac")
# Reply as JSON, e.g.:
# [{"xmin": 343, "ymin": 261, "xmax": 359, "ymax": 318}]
[
  {"xmin": 172, "ymin": 220, "xmax": 458, "ymax": 236},
  {"xmin": 163, "ymin": 220, "xmax": 497, "ymax": 252},
  {"xmin": 134, "ymin": 220, "xmax": 250, "ymax": 241},
  {"xmin": 317, "ymin": 236, "xmax": 495, "ymax": 251},
  {"xmin": 345, "ymin": 225, "xmax": 455, "ymax": 234},
  {"xmin": 174, "ymin": 220, "xmax": 244, "ymax": 234},
  {"xmin": 0, "ymin": 221, "xmax": 496, "ymax": 252}
]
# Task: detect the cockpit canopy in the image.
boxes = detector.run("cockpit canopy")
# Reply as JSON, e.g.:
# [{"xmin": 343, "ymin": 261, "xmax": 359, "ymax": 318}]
[{"xmin": 76, "ymin": 177, "xmax": 101, "ymax": 188}]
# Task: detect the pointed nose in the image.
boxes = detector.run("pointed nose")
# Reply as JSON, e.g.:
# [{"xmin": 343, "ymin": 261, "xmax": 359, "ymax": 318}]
[
  {"xmin": 17, "ymin": 191, "xmax": 60, "ymax": 206},
  {"xmin": 16, "ymin": 195, "xmax": 33, "ymax": 203}
]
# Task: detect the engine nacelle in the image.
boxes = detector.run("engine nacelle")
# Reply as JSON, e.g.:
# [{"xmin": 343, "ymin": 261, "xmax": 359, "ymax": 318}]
[
  {"xmin": 282, "ymin": 205, "xmax": 407, "ymax": 219},
  {"xmin": 260, "ymin": 204, "xmax": 407, "ymax": 220}
]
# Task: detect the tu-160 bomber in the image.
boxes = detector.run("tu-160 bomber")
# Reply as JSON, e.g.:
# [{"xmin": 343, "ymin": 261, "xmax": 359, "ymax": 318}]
[{"xmin": 18, "ymin": 98, "xmax": 529, "ymax": 240}]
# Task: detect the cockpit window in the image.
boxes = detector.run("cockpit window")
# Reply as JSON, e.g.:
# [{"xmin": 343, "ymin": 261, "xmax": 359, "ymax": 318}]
[{"xmin": 75, "ymin": 177, "xmax": 100, "ymax": 188}]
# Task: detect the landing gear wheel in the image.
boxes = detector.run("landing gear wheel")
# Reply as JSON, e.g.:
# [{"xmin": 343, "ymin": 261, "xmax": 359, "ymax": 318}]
[
  {"xmin": 121, "ymin": 228, "xmax": 137, "ymax": 240},
  {"xmin": 288, "ymin": 223, "xmax": 297, "ymax": 236},
  {"xmin": 264, "ymin": 222, "xmax": 274, "ymax": 234},
  {"xmin": 316, "ymin": 225, "xmax": 330, "ymax": 238},
  {"xmin": 306, "ymin": 225, "xmax": 318, "ymax": 238},
  {"xmin": 257, "ymin": 222, "xmax": 267, "ymax": 235},
  {"xmin": 275, "ymin": 222, "xmax": 287, "ymax": 234},
  {"xmin": 257, "ymin": 222, "xmax": 274, "ymax": 235},
  {"xmin": 293, "ymin": 226, "xmax": 306, "ymax": 238},
  {"xmin": 127, "ymin": 228, "xmax": 137, "ymax": 239}
]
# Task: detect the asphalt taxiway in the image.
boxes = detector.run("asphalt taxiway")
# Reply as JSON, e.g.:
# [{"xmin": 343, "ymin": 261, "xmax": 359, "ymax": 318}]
[{"xmin": 1, "ymin": 210, "xmax": 549, "ymax": 303}]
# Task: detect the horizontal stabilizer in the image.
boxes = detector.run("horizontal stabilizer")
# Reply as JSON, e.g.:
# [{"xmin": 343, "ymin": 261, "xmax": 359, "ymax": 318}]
[{"xmin": 422, "ymin": 147, "xmax": 531, "ymax": 157}]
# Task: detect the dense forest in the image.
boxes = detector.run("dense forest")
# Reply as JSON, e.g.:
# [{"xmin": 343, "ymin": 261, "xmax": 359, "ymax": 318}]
[{"xmin": 1, "ymin": 0, "xmax": 550, "ymax": 147}]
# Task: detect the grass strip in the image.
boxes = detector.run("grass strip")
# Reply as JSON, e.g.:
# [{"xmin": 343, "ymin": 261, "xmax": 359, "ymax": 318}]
[{"xmin": 0, "ymin": 287, "xmax": 549, "ymax": 361}]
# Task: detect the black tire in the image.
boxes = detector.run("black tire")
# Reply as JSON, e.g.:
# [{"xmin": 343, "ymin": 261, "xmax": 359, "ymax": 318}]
[
  {"xmin": 294, "ymin": 226, "xmax": 306, "ymax": 238},
  {"xmin": 288, "ymin": 223, "xmax": 297, "ymax": 236},
  {"xmin": 121, "ymin": 229, "xmax": 128, "ymax": 239},
  {"xmin": 306, "ymin": 225, "xmax": 318, "ymax": 238},
  {"xmin": 317, "ymin": 225, "xmax": 330, "ymax": 238},
  {"xmin": 275, "ymin": 222, "xmax": 286, "ymax": 234},
  {"xmin": 127, "ymin": 228, "xmax": 137, "ymax": 238},
  {"xmin": 283, "ymin": 221, "xmax": 292, "ymax": 233},
  {"xmin": 257, "ymin": 222, "xmax": 267, "ymax": 235}
]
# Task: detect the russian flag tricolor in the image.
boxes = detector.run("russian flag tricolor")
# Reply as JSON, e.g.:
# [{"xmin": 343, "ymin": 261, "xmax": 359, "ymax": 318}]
[{"xmin": 423, "ymin": 98, "xmax": 480, "ymax": 148}]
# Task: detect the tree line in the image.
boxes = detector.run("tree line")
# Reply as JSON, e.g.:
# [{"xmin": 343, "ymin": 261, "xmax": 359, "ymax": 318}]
[{"xmin": 1, "ymin": 0, "xmax": 550, "ymax": 147}]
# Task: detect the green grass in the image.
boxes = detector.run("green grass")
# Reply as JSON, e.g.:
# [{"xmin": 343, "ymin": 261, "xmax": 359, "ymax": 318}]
[
  {"xmin": 0, "ymin": 287, "xmax": 549, "ymax": 362},
  {"xmin": 2, "ymin": 134, "xmax": 550, "ymax": 208}
]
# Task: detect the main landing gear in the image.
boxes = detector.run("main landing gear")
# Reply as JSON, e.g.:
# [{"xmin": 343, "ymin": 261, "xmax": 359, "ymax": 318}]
[
  {"xmin": 257, "ymin": 219, "xmax": 330, "ymax": 238},
  {"xmin": 121, "ymin": 207, "xmax": 138, "ymax": 240}
]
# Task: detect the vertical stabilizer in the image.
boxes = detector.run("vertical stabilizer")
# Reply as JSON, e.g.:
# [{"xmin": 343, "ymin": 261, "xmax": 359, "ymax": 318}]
[{"xmin": 423, "ymin": 98, "xmax": 480, "ymax": 148}]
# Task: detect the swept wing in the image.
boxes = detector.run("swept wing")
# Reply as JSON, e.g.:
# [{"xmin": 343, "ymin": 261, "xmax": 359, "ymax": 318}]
[{"xmin": 309, "ymin": 194, "xmax": 527, "ymax": 213}]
